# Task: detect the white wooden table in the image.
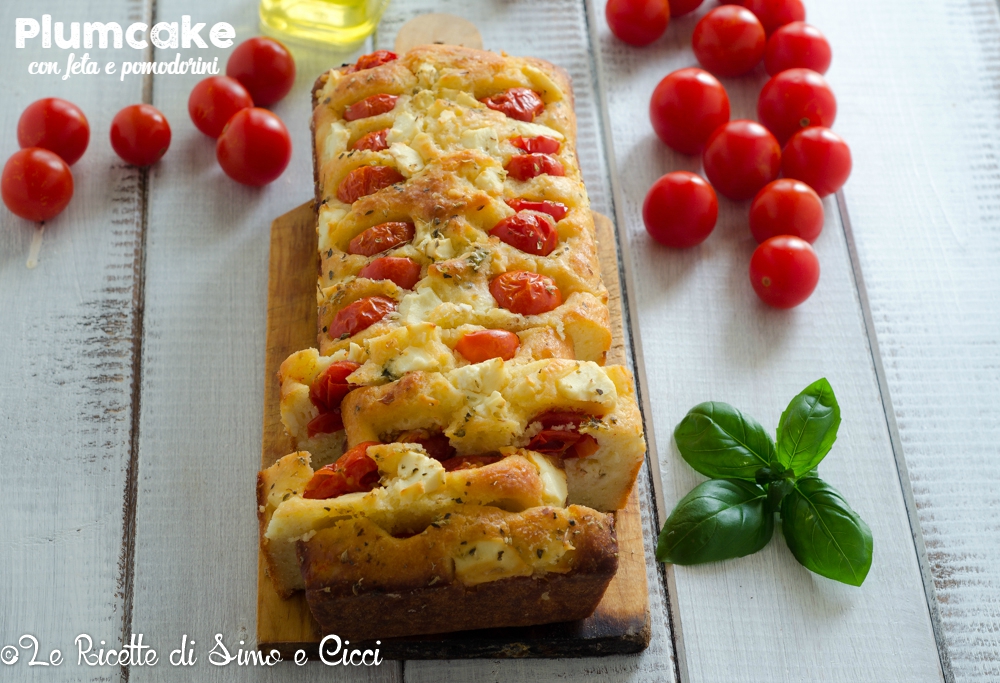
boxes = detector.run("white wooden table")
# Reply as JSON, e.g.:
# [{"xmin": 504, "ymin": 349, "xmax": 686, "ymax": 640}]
[{"xmin": 2, "ymin": 1, "xmax": 998, "ymax": 681}]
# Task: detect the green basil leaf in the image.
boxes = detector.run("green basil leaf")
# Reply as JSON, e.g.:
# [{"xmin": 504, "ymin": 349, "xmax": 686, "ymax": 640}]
[
  {"xmin": 656, "ymin": 479, "xmax": 774, "ymax": 565},
  {"xmin": 673, "ymin": 402, "xmax": 777, "ymax": 480},
  {"xmin": 775, "ymin": 378, "xmax": 841, "ymax": 475},
  {"xmin": 781, "ymin": 477, "xmax": 873, "ymax": 586}
]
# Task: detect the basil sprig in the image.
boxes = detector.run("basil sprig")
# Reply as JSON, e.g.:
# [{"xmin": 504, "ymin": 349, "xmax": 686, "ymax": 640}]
[{"xmin": 656, "ymin": 379, "xmax": 873, "ymax": 586}]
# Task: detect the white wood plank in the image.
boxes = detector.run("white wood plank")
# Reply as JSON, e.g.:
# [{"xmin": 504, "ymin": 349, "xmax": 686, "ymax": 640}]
[
  {"xmin": 125, "ymin": 1, "xmax": 397, "ymax": 680},
  {"xmin": 372, "ymin": 2, "xmax": 677, "ymax": 681},
  {"xmin": 809, "ymin": 1, "xmax": 1000, "ymax": 679},
  {"xmin": 591, "ymin": 1, "xmax": 944, "ymax": 681},
  {"xmin": 0, "ymin": 1, "xmax": 150, "ymax": 680}
]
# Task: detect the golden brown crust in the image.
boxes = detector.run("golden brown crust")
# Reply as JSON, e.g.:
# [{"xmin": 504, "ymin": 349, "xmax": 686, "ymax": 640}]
[{"xmin": 297, "ymin": 505, "xmax": 617, "ymax": 639}]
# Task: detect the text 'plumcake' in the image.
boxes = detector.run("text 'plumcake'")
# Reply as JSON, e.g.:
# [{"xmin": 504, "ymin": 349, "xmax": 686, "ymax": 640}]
[{"xmin": 257, "ymin": 44, "xmax": 646, "ymax": 640}]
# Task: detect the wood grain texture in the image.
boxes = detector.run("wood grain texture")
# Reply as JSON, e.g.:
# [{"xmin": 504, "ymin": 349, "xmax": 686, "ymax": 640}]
[
  {"xmin": 810, "ymin": 1, "xmax": 1000, "ymax": 679},
  {"xmin": 588, "ymin": 1, "xmax": 944, "ymax": 681},
  {"xmin": 123, "ymin": 1, "xmax": 397, "ymax": 680},
  {"xmin": 256, "ymin": 205, "xmax": 649, "ymax": 660},
  {"xmin": 373, "ymin": 2, "xmax": 677, "ymax": 681},
  {"xmin": 0, "ymin": 2, "xmax": 150, "ymax": 681}
]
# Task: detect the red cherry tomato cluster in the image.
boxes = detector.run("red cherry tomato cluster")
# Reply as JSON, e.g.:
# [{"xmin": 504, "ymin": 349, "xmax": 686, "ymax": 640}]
[
  {"xmin": 612, "ymin": 0, "xmax": 851, "ymax": 309},
  {"xmin": 189, "ymin": 36, "xmax": 295, "ymax": 186}
]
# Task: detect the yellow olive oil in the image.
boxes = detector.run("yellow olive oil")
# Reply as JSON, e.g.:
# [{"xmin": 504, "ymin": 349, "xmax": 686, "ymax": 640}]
[{"xmin": 259, "ymin": 0, "xmax": 390, "ymax": 49}]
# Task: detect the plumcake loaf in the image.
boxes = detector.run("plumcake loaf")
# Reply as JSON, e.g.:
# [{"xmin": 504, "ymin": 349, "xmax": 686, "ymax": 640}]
[{"xmin": 257, "ymin": 46, "xmax": 645, "ymax": 638}]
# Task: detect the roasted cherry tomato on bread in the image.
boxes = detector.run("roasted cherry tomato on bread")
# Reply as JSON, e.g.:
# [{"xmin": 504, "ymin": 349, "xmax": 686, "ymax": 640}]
[
  {"xmin": 489, "ymin": 271, "xmax": 562, "ymax": 316},
  {"xmin": 490, "ymin": 213, "xmax": 558, "ymax": 256},
  {"xmin": 781, "ymin": 126, "xmax": 852, "ymax": 197},
  {"xmin": 1, "ymin": 148, "xmax": 74, "ymax": 222},
  {"xmin": 188, "ymin": 76, "xmax": 253, "ymax": 138},
  {"xmin": 343, "ymin": 94, "xmax": 399, "ymax": 122},
  {"xmin": 649, "ymin": 68, "xmax": 730, "ymax": 155},
  {"xmin": 505, "ymin": 198, "xmax": 568, "ymax": 222},
  {"xmin": 757, "ymin": 68, "xmax": 837, "ymax": 144},
  {"xmin": 443, "ymin": 454, "xmax": 504, "ymax": 471},
  {"xmin": 743, "ymin": 0, "xmax": 806, "ymax": 36},
  {"xmin": 347, "ymin": 221, "xmax": 414, "ymax": 256},
  {"xmin": 351, "ymin": 129, "xmax": 390, "ymax": 152},
  {"xmin": 110, "ymin": 104, "xmax": 171, "ymax": 167},
  {"xmin": 307, "ymin": 411, "xmax": 345, "ymax": 438},
  {"xmin": 692, "ymin": 6, "xmax": 767, "ymax": 78},
  {"xmin": 749, "ymin": 179, "xmax": 824, "ymax": 244},
  {"xmin": 527, "ymin": 411, "xmax": 600, "ymax": 459},
  {"xmin": 358, "ymin": 256, "xmax": 422, "ymax": 290},
  {"xmin": 309, "ymin": 361, "xmax": 361, "ymax": 413},
  {"xmin": 216, "ymin": 108, "xmax": 291, "ymax": 186},
  {"xmin": 395, "ymin": 430, "xmax": 457, "ymax": 461},
  {"xmin": 455, "ymin": 329, "xmax": 521, "ymax": 363},
  {"xmin": 749, "ymin": 235, "xmax": 820, "ymax": 308},
  {"xmin": 643, "ymin": 172, "xmax": 718, "ymax": 249},
  {"xmin": 225, "ymin": 36, "xmax": 295, "ymax": 106},
  {"xmin": 17, "ymin": 98, "xmax": 89, "ymax": 166},
  {"xmin": 337, "ymin": 166, "xmax": 405, "ymax": 204},
  {"xmin": 329, "ymin": 296, "xmax": 396, "ymax": 339},
  {"xmin": 348, "ymin": 50, "xmax": 397, "ymax": 72},
  {"xmin": 765, "ymin": 22, "xmax": 832, "ymax": 76},
  {"xmin": 510, "ymin": 135, "xmax": 560, "ymax": 154},
  {"xmin": 505, "ymin": 154, "xmax": 565, "ymax": 182},
  {"xmin": 702, "ymin": 120, "xmax": 781, "ymax": 201},
  {"xmin": 302, "ymin": 441, "xmax": 381, "ymax": 499},
  {"xmin": 481, "ymin": 88, "xmax": 545, "ymax": 122},
  {"xmin": 605, "ymin": 0, "xmax": 670, "ymax": 46}
]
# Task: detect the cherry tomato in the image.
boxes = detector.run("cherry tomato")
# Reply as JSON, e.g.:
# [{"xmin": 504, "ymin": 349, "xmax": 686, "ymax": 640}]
[
  {"xmin": 781, "ymin": 127, "xmax": 852, "ymax": 197},
  {"xmin": 642, "ymin": 172, "xmax": 718, "ymax": 248},
  {"xmin": 757, "ymin": 68, "xmax": 837, "ymax": 144},
  {"xmin": 765, "ymin": 22, "xmax": 832, "ymax": 76},
  {"xmin": 506, "ymin": 154, "xmax": 565, "ymax": 181},
  {"xmin": 670, "ymin": 0, "xmax": 705, "ymax": 16},
  {"xmin": 348, "ymin": 50, "xmax": 397, "ymax": 73},
  {"xmin": 347, "ymin": 221, "xmax": 414, "ymax": 256},
  {"xmin": 110, "ymin": 104, "xmax": 171, "ymax": 167},
  {"xmin": 742, "ymin": 0, "xmax": 805, "ymax": 36},
  {"xmin": 17, "ymin": 98, "xmax": 89, "ymax": 166},
  {"xmin": 329, "ymin": 296, "xmax": 396, "ymax": 339},
  {"xmin": 505, "ymin": 198, "xmax": 568, "ymax": 222},
  {"xmin": 455, "ymin": 329, "xmax": 521, "ymax": 363},
  {"xmin": 225, "ymin": 36, "xmax": 295, "ymax": 106},
  {"xmin": 307, "ymin": 410, "xmax": 345, "ymax": 438},
  {"xmin": 395, "ymin": 430, "xmax": 456, "ymax": 461},
  {"xmin": 490, "ymin": 213, "xmax": 558, "ymax": 256},
  {"xmin": 215, "ymin": 108, "xmax": 291, "ymax": 186},
  {"xmin": 358, "ymin": 256, "xmax": 422, "ymax": 290},
  {"xmin": 510, "ymin": 135, "xmax": 561, "ymax": 154},
  {"xmin": 649, "ymin": 68, "xmax": 730, "ymax": 155},
  {"xmin": 1, "ymin": 148, "xmax": 74, "ymax": 222},
  {"xmin": 702, "ymin": 120, "xmax": 781, "ymax": 201},
  {"xmin": 606, "ymin": 0, "xmax": 670, "ymax": 46},
  {"xmin": 443, "ymin": 454, "xmax": 504, "ymax": 471},
  {"xmin": 187, "ymin": 76, "xmax": 253, "ymax": 138},
  {"xmin": 490, "ymin": 271, "xmax": 562, "ymax": 316},
  {"xmin": 749, "ymin": 235, "xmax": 819, "ymax": 308},
  {"xmin": 527, "ymin": 411, "xmax": 600, "ymax": 459},
  {"xmin": 336, "ymin": 166, "xmax": 406, "ymax": 203},
  {"xmin": 692, "ymin": 6, "xmax": 766, "ymax": 78},
  {"xmin": 343, "ymin": 94, "xmax": 399, "ymax": 122},
  {"xmin": 302, "ymin": 441, "xmax": 381, "ymax": 499},
  {"xmin": 351, "ymin": 129, "xmax": 390, "ymax": 152},
  {"xmin": 309, "ymin": 361, "xmax": 361, "ymax": 412},
  {"xmin": 749, "ymin": 179, "xmax": 824, "ymax": 244},
  {"xmin": 481, "ymin": 88, "xmax": 545, "ymax": 122}
]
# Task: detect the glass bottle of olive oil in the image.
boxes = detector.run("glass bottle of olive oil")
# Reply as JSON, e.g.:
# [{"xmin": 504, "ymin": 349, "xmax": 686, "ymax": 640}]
[{"xmin": 259, "ymin": 0, "xmax": 390, "ymax": 49}]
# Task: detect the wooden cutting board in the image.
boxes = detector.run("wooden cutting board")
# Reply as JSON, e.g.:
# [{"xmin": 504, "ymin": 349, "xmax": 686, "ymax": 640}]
[{"xmin": 256, "ymin": 202, "xmax": 650, "ymax": 659}]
